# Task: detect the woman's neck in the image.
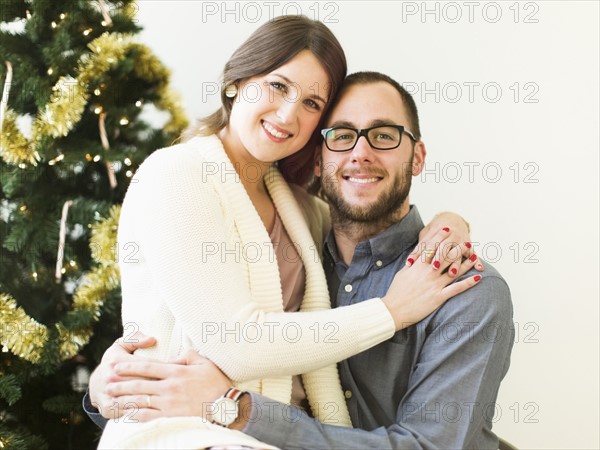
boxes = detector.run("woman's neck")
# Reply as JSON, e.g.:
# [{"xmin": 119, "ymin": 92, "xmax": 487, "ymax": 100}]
[{"xmin": 218, "ymin": 127, "xmax": 271, "ymax": 197}]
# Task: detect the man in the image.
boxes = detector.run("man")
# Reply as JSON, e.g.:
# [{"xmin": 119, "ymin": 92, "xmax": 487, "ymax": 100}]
[{"xmin": 85, "ymin": 72, "xmax": 513, "ymax": 448}]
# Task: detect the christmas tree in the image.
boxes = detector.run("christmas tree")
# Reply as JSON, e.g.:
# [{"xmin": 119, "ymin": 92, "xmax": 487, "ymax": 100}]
[{"xmin": 0, "ymin": 1, "xmax": 188, "ymax": 448}]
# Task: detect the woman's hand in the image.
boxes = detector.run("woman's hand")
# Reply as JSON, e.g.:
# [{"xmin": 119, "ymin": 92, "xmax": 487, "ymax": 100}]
[
  {"xmin": 105, "ymin": 351, "xmax": 231, "ymax": 423},
  {"xmin": 382, "ymin": 239, "xmax": 481, "ymax": 331},
  {"xmin": 88, "ymin": 332, "xmax": 157, "ymax": 419},
  {"xmin": 408, "ymin": 211, "xmax": 484, "ymax": 276}
]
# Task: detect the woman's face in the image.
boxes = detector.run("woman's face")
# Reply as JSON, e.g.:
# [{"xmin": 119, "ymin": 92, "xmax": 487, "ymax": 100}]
[{"xmin": 226, "ymin": 50, "xmax": 331, "ymax": 165}]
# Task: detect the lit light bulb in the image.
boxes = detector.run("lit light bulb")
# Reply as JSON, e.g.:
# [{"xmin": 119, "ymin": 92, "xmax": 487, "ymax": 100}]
[
  {"xmin": 126, "ymin": 170, "xmax": 133, "ymax": 177},
  {"xmin": 94, "ymin": 88, "xmax": 101, "ymax": 96},
  {"xmin": 60, "ymin": 13, "xmax": 66, "ymax": 20},
  {"xmin": 93, "ymin": 155, "xmax": 101, "ymax": 162},
  {"xmin": 119, "ymin": 117, "xmax": 129, "ymax": 125},
  {"xmin": 51, "ymin": 21, "xmax": 57, "ymax": 28},
  {"xmin": 47, "ymin": 68, "xmax": 54, "ymax": 75},
  {"xmin": 124, "ymin": 157, "xmax": 132, "ymax": 166},
  {"xmin": 83, "ymin": 28, "xmax": 93, "ymax": 36},
  {"xmin": 135, "ymin": 100, "xmax": 142, "ymax": 107},
  {"xmin": 94, "ymin": 106, "xmax": 103, "ymax": 114}
]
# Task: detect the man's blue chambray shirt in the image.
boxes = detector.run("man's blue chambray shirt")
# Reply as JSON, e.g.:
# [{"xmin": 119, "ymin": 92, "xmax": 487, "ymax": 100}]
[{"xmin": 243, "ymin": 206, "xmax": 515, "ymax": 449}]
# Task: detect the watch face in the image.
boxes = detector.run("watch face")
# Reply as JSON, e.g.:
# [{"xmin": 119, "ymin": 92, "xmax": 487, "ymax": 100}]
[{"xmin": 214, "ymin": 397, "xmax": 238, "ymax": 426}]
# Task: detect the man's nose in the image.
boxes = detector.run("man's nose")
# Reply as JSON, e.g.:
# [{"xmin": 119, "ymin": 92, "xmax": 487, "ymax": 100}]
[{"xmin": 350, "ymin": 135, "xmax": 376, "ymax": 162}]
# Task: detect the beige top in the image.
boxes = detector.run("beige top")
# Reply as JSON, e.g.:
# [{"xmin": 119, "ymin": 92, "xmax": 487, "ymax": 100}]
[{"xmin": 269, "ymin": 211, "xmax": 307, "ymax": 408}]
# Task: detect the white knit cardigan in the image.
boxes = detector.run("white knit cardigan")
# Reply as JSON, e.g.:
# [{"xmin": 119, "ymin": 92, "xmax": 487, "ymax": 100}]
[{"xmin": 99, "ymin": 135, "xmax": 395, "ymax": 448}]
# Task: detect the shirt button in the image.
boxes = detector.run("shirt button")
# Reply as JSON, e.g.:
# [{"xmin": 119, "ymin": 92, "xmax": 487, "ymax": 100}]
[
  {"xmin": 375, "ymin": 260, "xmax": 383, "ymax": 267},
  {"xmin": 344, "ymin": 390, "xmax": 353, "ymax": 399},
  {"xmin": 344, "ymin": 284, "xmax": 352, "ymax": 293}
]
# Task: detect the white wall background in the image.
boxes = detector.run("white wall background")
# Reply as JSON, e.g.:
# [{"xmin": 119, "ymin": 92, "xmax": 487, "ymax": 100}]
[{"xmin": 135, "ymin": 2, "xmax": 599, "ymax": 448}]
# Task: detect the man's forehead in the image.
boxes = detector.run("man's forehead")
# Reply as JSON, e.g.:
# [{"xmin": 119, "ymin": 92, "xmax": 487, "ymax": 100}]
[{"xmin": 327, "ymin": 83, "xmax": 406, "ymax": 126}]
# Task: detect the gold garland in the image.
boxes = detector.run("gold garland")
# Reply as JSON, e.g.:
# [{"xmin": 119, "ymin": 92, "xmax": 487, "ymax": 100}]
[
  {"xmin": 0, "ymin": 33, "xmax": 188, "ymax": 166},
  {"xmin": 0, "ymin": 206, "xmax": 121, "ymax": 363}
]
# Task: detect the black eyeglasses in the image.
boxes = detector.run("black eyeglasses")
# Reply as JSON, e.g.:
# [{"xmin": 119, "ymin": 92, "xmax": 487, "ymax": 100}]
[{"xmin": 320, "ymin": 125, "xmax": 417, "ymax": 152}]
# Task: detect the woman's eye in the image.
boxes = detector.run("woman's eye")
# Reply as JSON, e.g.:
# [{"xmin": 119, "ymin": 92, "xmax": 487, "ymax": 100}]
[
  {"xmin": 270, "ymin": 81, "xmax": 287, "ymax": 92},
  {"xmin": 304, "ymin": 99, "xmax": 321, "ymax": 111}
]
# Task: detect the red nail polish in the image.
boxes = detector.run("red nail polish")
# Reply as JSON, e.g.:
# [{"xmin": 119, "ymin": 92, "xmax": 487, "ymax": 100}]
[
  {"xmin": 407, "ymin": 257, "xmax": 414, "ymax": 265},
  {"xmin": 469, "ymin": 254, "xmax": 477, "ymax": 262},
  {"xmin": 474, "ymin": 275, "xmax": 481, "ymax": 282},
  {"xmin": 442, "ymin": 227, "xmax": 450, "ymax": 232},
  {"xmin": 450, "ymin": 268, "xmax": 457, "ymax": 275},
  {"xmin": 433, "ymin": 261, "xmax": 440, "ymax": 269},
  {"xmin": 465, "ymin": 242, "xmax": 472, "ymax": 249}
]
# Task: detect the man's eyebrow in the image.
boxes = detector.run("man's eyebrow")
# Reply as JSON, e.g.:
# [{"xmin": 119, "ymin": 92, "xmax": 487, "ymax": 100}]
[
  {"xmin": 271, "ymin": 73, "xmax": 328, "ymax": 105},
  {"xmin": 327, "ymin": 118, "xmax": 400, "ymax": 128}
]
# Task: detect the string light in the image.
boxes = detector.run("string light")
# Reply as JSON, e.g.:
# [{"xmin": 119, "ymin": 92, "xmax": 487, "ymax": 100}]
[
  {"xmin": 101, "ymin": 21, "xmax": 108, "ymax": 27},
  {"xmin": 83, "ymin": 28, "xmax": 93, "ymax": 36},
  {"xmin": 123, "ymin": 157, "xmax": 132, "ymax": 166},
  {"xmin": 93, "ymin": 155, "xmax": 101, "ymax": 162},
  {"xmin": 135, "ymin": 100, "xmax": 142, "ymax": 107},
  {"xmin": 93, "ymin": 106, "xmax": 103, "ymax": 114},
  {"xmin": 51, "ymin": 21, "xmax": 57, "ymax": 29},
  {"xmin": 47, "ymin": 68, "xmax": 53, "ymax": 75},
  {"xmin": 60, "ymin": 13, "xmax": 66, "ymax": 20},
  {"xmin": 85, "ymin": 153, "xmax": 93, "ymax": 161},
  {"xmin": 25, "ymin": 10, "xmax": 31, "ymax": 19},
  {"xmin": 126, "ymin": 170, "xmax": 133, "ymax": 177},
  {"xmin": 69, "ymin": 260, "xmax": 77, "ymax": 267},
  {"xmin": 32, "ymin": 272, "xmax": 38, "ymax": 280},
  {"xmin": 94, "ymin": 88, "xmax": 101, "ymax": 96},
  {"xmin": 119, "ymin": 117, "xmax": 129, "ymax": 125},
  {"xmin": 19, "ymin": 205, "xmax": 27, "ymax": 212},
  {"xmin": 48, "ymin": 154, "xmax": 65, "ymax": 166}
]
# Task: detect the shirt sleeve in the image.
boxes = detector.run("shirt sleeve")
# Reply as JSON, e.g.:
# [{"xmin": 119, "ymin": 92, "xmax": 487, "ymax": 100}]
[
  {"xmin": 121, "ymin": 146, "xmax": 395, "ymax": 382},
  {"xmin": 82, "ymin": 390, "xmax": 108, "ymax": 430},
  {"xmin": 242, "ymin": 274, "xmax": 514, "ymax": 449}
]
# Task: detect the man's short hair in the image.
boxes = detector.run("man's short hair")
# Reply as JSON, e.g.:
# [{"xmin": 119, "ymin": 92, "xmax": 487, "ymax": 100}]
[{"xmin": 330, "ymin": 71, "xmax": 422, "ymax": 141}]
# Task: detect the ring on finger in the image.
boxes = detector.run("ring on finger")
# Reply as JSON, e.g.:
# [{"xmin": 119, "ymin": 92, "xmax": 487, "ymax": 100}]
[
  {"xmin": 146, "ymin": 395, "xmax": 152, "ymax": 409},
  {"xmin": 423, "ymin": 249, "xmax": 436, "ymax": 261}
]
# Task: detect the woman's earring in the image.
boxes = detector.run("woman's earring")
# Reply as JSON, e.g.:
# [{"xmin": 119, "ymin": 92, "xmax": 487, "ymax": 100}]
[{"xmin": 225, "ymin": 84, "xmax": 237, "ymax": 98}]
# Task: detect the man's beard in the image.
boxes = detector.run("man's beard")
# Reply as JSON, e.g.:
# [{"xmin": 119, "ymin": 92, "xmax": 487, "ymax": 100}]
[{"xmin": 320, "ymin": 157, "xmax": 413, "ymax": 225}]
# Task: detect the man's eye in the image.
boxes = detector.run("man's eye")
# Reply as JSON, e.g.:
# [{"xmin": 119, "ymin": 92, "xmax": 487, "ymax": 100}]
[
  {"xmin": 375, "ymin": 133, "xmax": 394, "ymax": 140},
  {"xmin": 333, "ymin": 133, "xmax": 354, "ymax": 141}
]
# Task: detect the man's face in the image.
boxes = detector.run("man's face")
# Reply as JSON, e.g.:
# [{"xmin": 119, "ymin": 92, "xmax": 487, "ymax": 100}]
[{"xmin": 316, "ymin": 82, "xmax": 426, "ymax": 223}]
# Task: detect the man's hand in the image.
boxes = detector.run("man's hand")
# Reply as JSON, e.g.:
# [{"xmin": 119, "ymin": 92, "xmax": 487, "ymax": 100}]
[
  {"xmin": 105, "ymin": 350, "xmax": 231, "ymax": 423},
  {"xmin": 89, "ymin": 331, "xmax": 157, "ymax": 420}
]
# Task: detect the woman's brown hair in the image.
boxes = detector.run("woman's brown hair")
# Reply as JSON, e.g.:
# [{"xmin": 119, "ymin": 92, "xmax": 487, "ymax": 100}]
[{"xmin": 187, "ymin": 15, "xmax": 347, "ymax": 186}]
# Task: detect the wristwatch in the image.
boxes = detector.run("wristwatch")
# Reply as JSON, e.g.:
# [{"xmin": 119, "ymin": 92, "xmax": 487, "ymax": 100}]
[{"xmin": 210, "ymin": 387, "xmax": 247, "ymax": 427}]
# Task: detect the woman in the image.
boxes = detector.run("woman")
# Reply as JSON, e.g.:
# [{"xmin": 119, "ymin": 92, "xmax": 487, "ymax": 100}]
[{"xmin": 96, "ymin": 16, "xmax": 480, "ymax": 449}]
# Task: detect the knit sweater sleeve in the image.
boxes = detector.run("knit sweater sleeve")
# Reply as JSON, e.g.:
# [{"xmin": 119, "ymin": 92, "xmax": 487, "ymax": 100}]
[{"xmin": 122, "ymin": 144, "xmax": 395, "ymax": 382}]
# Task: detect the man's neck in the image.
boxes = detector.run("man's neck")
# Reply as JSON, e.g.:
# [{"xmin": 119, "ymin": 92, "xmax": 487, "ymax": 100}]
[{"xmin": 331, "ymin": 202, "xmax": 410, "ymax": 266}]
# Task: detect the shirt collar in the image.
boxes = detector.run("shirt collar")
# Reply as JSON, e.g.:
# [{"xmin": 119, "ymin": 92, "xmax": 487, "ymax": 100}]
[{"xmin": 325, "ymin": 205, "xmax": 425, "ymax": 268}]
